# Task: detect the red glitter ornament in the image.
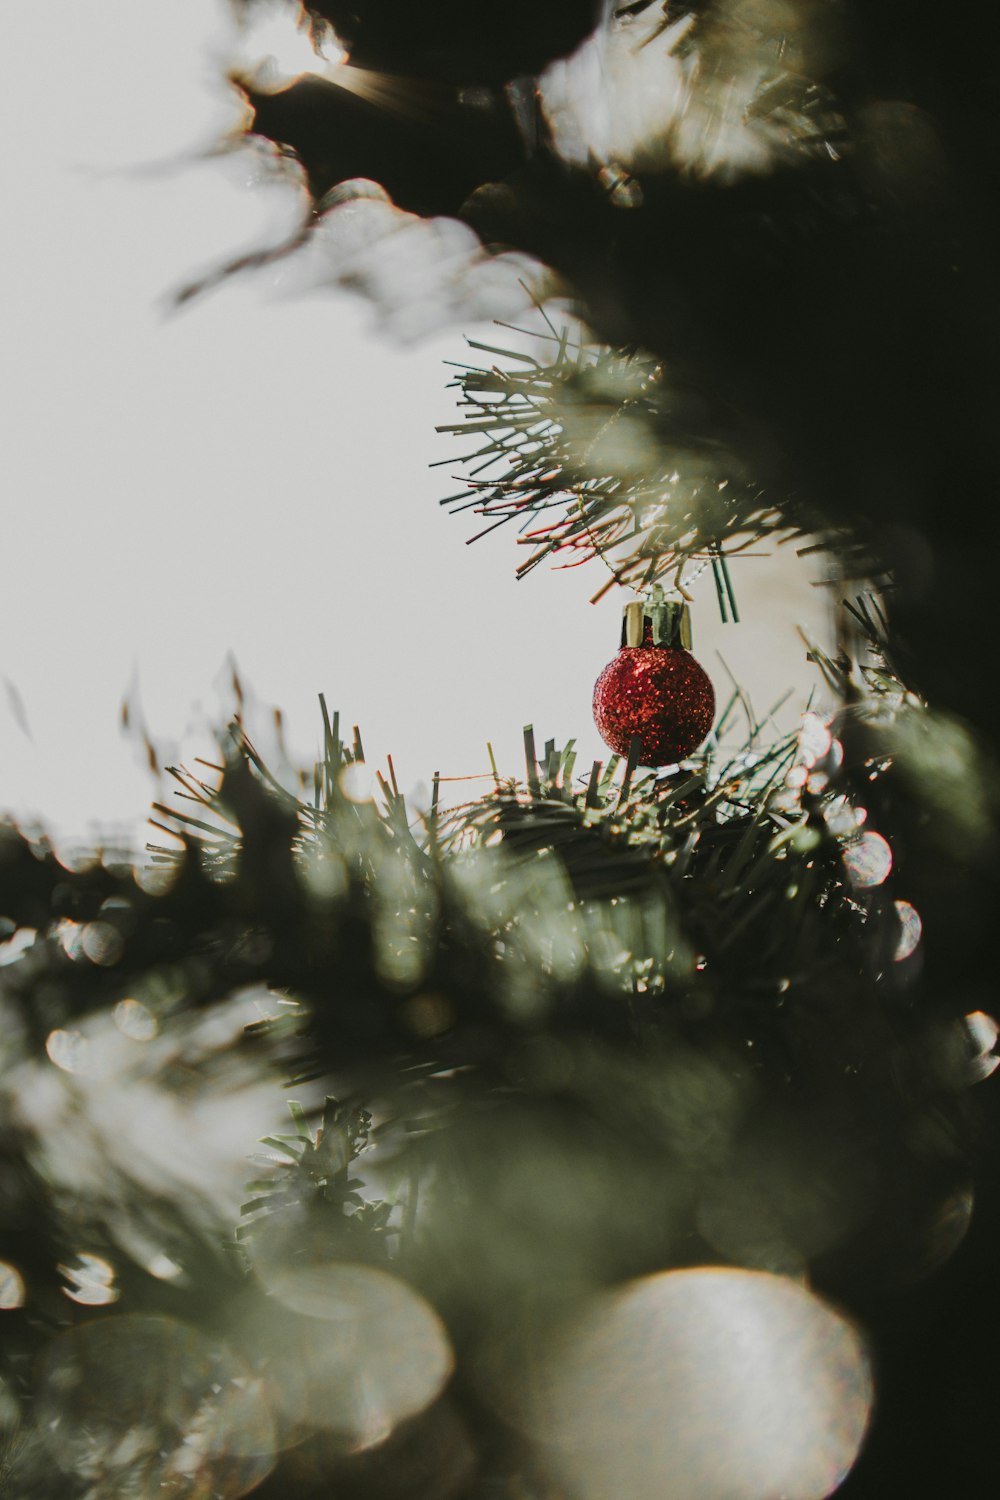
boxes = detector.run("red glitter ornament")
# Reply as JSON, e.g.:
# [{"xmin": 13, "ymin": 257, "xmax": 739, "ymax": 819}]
[{"xmin": 593, "ymin": 596, "xmax": 715, "ymax": 767}]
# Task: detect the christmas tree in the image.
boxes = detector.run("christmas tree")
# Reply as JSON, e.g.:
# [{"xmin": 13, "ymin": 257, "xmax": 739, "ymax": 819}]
[{"xmin": 1, "ymin": 2, "xmax": 998, "ymax": 1496}]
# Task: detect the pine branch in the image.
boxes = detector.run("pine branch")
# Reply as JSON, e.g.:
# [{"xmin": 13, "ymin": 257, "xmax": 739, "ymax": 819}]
[
  {"xmin": 439, "ymin": 330, "xmax": 817, "ymax": 603},
  {"xmin": 0, "ymin": 673, "xmax": 992, "ymax": 1495}
]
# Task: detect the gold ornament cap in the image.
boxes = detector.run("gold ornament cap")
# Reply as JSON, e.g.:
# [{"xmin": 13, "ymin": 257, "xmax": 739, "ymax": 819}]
[{"xmin": 621, "ymin": 585, "xmax": 693, "ymax": 649}]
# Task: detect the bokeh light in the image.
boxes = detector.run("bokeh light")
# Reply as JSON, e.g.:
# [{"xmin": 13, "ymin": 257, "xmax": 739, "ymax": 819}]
[
  {"xmin": 487, "ymin": 1267, "xmax": 872, "ymax": 1500},
  {"xmin": 965, "ymin": 1011, "xmax": 999, "ymax": 1083},
  {"xmin": 233, "ymin": 0, "xmax": 345, "ymax": 91},
  {"xmin": 799, "ymin": 712, "xmax": 833, "ymax": 767},
  {"xmin": 45, "ymin": 1028, "xmax": 92, "ymax": 1074},
  {"xmin": 842, "ymin": 831, "xmax": 893, "ymax": 889},
  {"xmin": 251, "ymin": 1262, "xmax": 453, "ymax": 1451},
  {"xmin": 893, "ymin": 900, "xmax": 922, "ymax": 961},
  {"xmin": 36, "ymin": 1315, "xmax": 275, "ymax": 1497},
  {"xmin": 80, "ymin": 920, "xmax": 125, "ymax": 966},
  {"xmin": 538, "ymin": 0, "xmax": 845, "ymax": 183},
  {"xmin": 0, "ymin": 1262, "xmax": 26, "ymax": 1311},
  {"xmin": 18, "ymin": 998, "xmax": 289, "ymax": 1252},
  {"xmin": 0, "ymin": 927, "xmax": 36, "ymax": 967},
  {"xmin": 59, "ymin": 1252, "xmax": 120, "ymax": 1307},
  {"xmin": 113, "ymin": 997, "xmax": 159, "ymax": 1041}
]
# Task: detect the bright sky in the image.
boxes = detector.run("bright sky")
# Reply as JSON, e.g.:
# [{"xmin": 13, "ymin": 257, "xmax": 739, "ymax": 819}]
[{"xmin": 0, "ymin": 0, "xmax": 833, "ymax": 852}]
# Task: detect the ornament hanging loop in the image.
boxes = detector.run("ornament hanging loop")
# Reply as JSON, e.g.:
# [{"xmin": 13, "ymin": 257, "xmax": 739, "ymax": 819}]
[{"xmin": 622, "ymin": 585, "xmax": 693, "ymax": 650}]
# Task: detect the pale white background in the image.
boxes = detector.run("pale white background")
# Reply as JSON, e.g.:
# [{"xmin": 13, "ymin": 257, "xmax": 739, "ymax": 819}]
[{"xmin": 0, "ymin": 0, "xmax": 833, "ymax": 851}]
